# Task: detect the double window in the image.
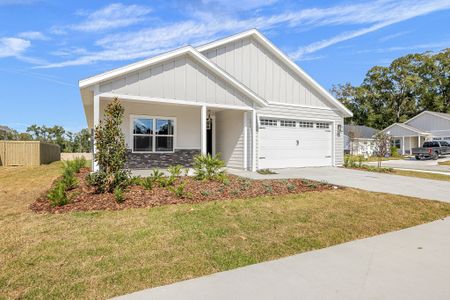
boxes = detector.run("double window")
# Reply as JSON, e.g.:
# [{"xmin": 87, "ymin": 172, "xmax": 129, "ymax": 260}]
[
  {"xmin": 132, "ymin": 116, "xmax": 175, "ymax": 152},
  {"xmin": 316, "ymin": 122, "xmax": 330, "ymax": 129}
]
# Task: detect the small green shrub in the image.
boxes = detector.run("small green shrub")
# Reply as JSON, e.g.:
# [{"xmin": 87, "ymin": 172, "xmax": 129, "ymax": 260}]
[
  {"xmin": 86, "ymin": 170, "xmax": 129, "ymax": 193},
  {"xmin": 193, "ymin": 154, "xmax": 225, "ymax": 181},
  {"xmin": 200, "ymin": 190, "xmax": 211, "ymax": 197},
  {"xmin": 129, "ymin": 176, "xmax": 142, "ymax": 186},
  {"xmin": 168, "ymin": 165, "xmax": 183, "ymax": 177},
  {"xmin": 47, "ymin": 181, "xmax": 69, "ymax": 207},
  {"xmin": 61, "ymin": 167, "xmax": 78, "ymax": 190},
  {"xmin": 286, "ymin": 183, "xmax": 296, "ymax": 192},
  {"xmin": 114, "ymin": 186, "xmax": 124, "ymax": 203},
  {"xmin": 257, "ymin": 169, "xmax": 277, "ymax": 175},
  {"xmin": 263, "ymin": 182, "xmax": 273, "ymax": 194},
  {"xmin": 390, "ymin": 145, "xmax": 400, "ymax": 157},
  {"xmin": 140, "ymin": 177, "xmax": 153, "ymax": 190},
  {"xmin": 168, "ymin": 183, "xmax": 190, "ymax": 198}
]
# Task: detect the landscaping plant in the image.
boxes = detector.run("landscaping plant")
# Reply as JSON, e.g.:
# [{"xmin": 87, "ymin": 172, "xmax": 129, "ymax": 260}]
[
  {"xmin": 193, "ymin": 153, "xmax": 226, "ymax": 181},
  {"xmin": 89, "ymin": 97, "xmax": 129, "ymax": 192},
  {"xmin": 114, "ymin": 186, "xmax": 124, "ymax": 203},
  {"xmin": 373, "ymin": 132, "xmax": 391, "ymax": 168},
  {"xmin": 47, "ymin": 181, "xmax": 69, "ymax": 207}
]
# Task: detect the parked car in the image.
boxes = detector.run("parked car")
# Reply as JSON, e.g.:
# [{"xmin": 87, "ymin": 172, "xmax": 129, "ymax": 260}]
[{"xmin": 412, "ymin": 141, "xmax": 450, "ymax": 160}]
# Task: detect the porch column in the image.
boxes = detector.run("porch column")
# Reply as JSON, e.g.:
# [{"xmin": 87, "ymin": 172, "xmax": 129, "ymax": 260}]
[
  {"xmin": 93, "ymin": 86, "xmax": 100, "ymax": 172},
  {"xmin": 418, "ymin": 135, "xmax": 421, "ymax": 147},
  {"xmin": 200, "ymin": 105, "xmax": 207, "ymax": 155},
  {"xmin": 252, "ymin": 110, "xmax": 257, "ymax": 172},
  {"xmin": 409, "ymin": 137, "xmax": 412, "ymax": 154},
  {"xmin": 402, "ymin": 136, "xmax": 405, "ymax": 155}
]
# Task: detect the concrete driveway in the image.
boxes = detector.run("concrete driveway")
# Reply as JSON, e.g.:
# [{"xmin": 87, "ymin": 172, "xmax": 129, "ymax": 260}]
[
  {"xmin": 229, "ymin": 167, "xmax": 450, "ymax": 203},
  {"xmin": 113, "ymin": 217, "xmax": 450, "ymax": 300},
  {"xmin": 366, "ymin": 157, "xmax": 450, "ymax": 173}
]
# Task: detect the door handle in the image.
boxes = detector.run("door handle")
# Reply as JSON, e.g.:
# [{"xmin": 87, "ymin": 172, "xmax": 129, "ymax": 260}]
[{"xmin": 296, "ymin": 140, "xmax": 299, "ymax": 146}]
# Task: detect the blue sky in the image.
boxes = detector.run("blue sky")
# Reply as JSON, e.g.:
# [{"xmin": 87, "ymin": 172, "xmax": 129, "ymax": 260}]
[{"xmin": 1, "ymin": 0, "xmax": 449, "ymax": 132}]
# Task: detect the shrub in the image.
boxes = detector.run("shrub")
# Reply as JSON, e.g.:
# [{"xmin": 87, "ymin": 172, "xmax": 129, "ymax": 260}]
[
  {"xmin": 61, "ymin": 167, "xmax": 78, "ymax": 190},
  {"xmin": 64, "ymin": 157, "xmax": 87, "ymax": 173},
  {"xmin": 47, "ymin": 181, "xmax": 69, "ymax": 207},
  {"xmin": 114, "ymin": 186, "xmax": 124, "ymax": 203},
  {"xmin": 168, "ymin": 165, "xmax": 183, "ymax": 177},
  {"xmin": 86, "ymin": 170, "xmax": 129, "ymax": 193},
  {"xmin": 140, "ymin": 177, "xmax": 153, "ymax": 190},
  {"xmin": 193, "ymin": 154, "xmax": 226, "ymax": 181},
  {"xmin": 390, "ymin": 145, "xmax": 400, "ymax": 157},
  {"xmin": 286, "ymin": 183, "xmax": 296, "ymax": 192},
  {"xmin": 168, "ymin": 183, "xmax": 190, "ymax": 198},
  {"xmin": 257, "ymin": 169, "xmax": 277, "ymax": 175}
]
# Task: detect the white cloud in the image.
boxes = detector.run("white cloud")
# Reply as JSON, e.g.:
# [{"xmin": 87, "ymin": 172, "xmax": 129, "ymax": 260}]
[
  {"xmin": 18, "ymin": 31, "xmax": 49, "ymax": 40},
  {"xmin": 70, "ymin": 3, "xmax": 152, "ymax": 32},
  {"xmin": 354, "ymin": 41, "xmax": 450, "ymax": 54},
  {"xmin": 0, "ymin": 37, "xmax": 31, "ymax": 58},
  {"xmin": 378, "ymin": 31, "xmax": 411, "ymax": 42},
  {"xmin": 38, "ymin": 0, "xmax": 450, "ymax": 68}
]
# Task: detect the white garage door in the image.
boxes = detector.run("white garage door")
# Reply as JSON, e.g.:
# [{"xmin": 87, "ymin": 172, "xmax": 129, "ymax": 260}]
[{"xmin": 258, "ymin": 118, "xmax": 332, "ymax": 169}]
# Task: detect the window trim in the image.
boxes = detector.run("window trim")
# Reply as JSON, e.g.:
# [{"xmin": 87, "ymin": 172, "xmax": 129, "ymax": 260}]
[{"xmin": 130, "ymin": 114, "xmax": 176, "ymax": 153}]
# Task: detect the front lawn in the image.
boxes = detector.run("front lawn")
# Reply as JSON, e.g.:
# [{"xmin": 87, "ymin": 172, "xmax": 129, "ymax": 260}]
[
  {"xmin": 438, "ymin": 160, "xmax": 450, "ymax": 166},
  {"xmin": 1, "ymin": 163, "xmax": 450, "ymax": 299},
  {"xmin": 392, "ymin": 169, "xmax": 450, "ymax": 182}
]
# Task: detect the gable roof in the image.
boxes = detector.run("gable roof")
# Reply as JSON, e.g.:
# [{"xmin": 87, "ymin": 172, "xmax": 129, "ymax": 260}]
[
  {"xmin": 79, "ymin": 29, "xmax": 353, "ymax": 116},
  {"xmin": 79, "ymin": 46, "xmax": 267, "ymax": 107},
  {"xmin": 405, "ymin": 110, "xmax": 450, "ymax": 125},
  {"xmin": 344, "ymin": 125, "xmax": 378, "ymax": 139},
  {"xmin": 197, "ymin": 29, "xmax": 353, "ymax": 117},
  {"xmin": 381, "ymin": 122, "xmax": 430, "ymax": 135}
]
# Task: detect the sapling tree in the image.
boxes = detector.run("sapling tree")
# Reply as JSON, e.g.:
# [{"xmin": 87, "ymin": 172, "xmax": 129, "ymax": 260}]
[{"xmin": 373, "ymin": 132, "xmax": 391, "ymax": 168}]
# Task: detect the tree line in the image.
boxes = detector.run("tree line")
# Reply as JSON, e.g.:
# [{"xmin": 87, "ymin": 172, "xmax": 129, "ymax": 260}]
[
  {"xmin": 332, "ymin": 48, "xmax": 449, "ymax": 130},
  {"xmin": 2, "ymin": 125, "xmax": 91, "ymax": 153}
]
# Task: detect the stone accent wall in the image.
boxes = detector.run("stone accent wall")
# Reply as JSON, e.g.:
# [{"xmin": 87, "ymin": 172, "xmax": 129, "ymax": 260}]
[{"xmin": 125, "ymin": 149, "xmax": 200, "ymax": 169}]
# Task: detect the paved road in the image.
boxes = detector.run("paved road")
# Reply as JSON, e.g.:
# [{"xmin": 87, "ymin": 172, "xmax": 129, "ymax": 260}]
[
  {"xmin": 113, "ymin": 217, "xmax": 450, "ymax": 300},
  {"xmin": 365, "ymin": 157, "xmax": 450, "ymax": 173},
  {"xmin": 228, "ymin": 167, "xmax": 450, "ymax": 203}
]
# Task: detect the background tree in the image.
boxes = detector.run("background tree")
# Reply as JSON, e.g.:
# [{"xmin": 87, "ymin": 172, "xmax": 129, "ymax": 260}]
[{"xmin": 332, "ymin": 48, "xmax": 450, "ymax": 129}]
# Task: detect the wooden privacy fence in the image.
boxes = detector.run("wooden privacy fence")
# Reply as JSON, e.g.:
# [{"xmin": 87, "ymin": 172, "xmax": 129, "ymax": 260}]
[{"xmin": 0, "ymin": 141, "xmax": 60, "ymax": 166}]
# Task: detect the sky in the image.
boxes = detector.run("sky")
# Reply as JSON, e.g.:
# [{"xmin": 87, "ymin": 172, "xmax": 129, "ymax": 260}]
[{"xmin": 0, "ymin": 0, "xmax": 449, "ymax": 132}]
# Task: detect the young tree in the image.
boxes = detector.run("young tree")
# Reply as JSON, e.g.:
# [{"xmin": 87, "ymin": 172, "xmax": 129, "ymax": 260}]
[
  {"xmin": 94, "ymin": 97, "xmax": 126, "ymax": 174},
  {"xmin": 373, "ymin": 132, "xmax": 391, "ymax": 168}
]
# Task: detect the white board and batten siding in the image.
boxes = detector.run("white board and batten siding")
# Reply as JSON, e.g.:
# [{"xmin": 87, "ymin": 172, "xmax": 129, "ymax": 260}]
[
  {"xmin": 215, "ymin": 110, "xmax": 245, "ymax": 169},
  {"xmin": 201, "ymin": 36, "xmax": 330, "ymax": 108},
  {"xmin": 98, "ymin": 54, "xmax": 254, "ymax": 108},
  {"xmin": 406, "ymin": 113, "xmax": 450, "ymax": 137}
]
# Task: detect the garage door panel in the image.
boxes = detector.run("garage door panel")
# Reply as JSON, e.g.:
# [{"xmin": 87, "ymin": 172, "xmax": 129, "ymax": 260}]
[{"xmin": 258, "ymin": 120, "xmax": 332, "ymax": 169}]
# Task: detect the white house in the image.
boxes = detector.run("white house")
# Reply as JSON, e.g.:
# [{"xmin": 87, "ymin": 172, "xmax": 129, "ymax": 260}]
[
  {"xmin": 344, "ymin": 125, "xmax": 378, "ymax": 157},
  {"xmin": 79, "ymin": 29, "xmax": 352, "ymax": 171},
  {"xmin": 381, "ymin": 111, "xmax": 450, "ymax": 155}
]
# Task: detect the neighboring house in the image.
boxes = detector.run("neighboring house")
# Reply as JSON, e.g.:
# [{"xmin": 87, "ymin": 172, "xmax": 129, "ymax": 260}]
[
  {"xmin": 0, "ymin": 125, "xmax": 12, "ymax": 140},
  {"xmin": 344, "ymin": 125, "xmax": 378, "ymax": 156},
  {"xmin": 79, "ymin": 29, "xmax": 352, "ymax": 172},
  {"xmin": 381, "ymin": 111, "xmax": 450, "ymax": 155}
]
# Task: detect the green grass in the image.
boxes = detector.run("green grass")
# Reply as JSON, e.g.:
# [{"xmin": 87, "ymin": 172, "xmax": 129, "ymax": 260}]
[
  {"xmin": 1, "ymin": 162, "xmax": 450, "ymax": 299},
  {"xmin": 346, "ymin": 154, "xmax": 405, "ymax": 162},
  {"xmin": 438, "ymin": 160, "xmax": 450, "ymax": 166},
  {"xmin": 392, "ymin": 169, "xmax": 450, "ymax": 182}
]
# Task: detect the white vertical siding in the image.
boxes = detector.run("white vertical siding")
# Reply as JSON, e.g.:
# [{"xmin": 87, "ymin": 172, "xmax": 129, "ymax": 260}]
[
  {"xmin": 200, "ymin": 37, "xmax": 329, "ymax": 108},
  {"xmin": 406, "ymin": 113, "xmax": 450, "ymax": 132},
  {"xmin": 99, "ymin": 54, "xmax": 253, "ymax": 108},
  {"xmin": 215, "ymin": 110, "xmax": 244, "ymax": 169}
]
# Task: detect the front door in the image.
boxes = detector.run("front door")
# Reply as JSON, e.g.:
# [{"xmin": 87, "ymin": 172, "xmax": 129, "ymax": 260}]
[{"xmin": 207, "ymin": 121, "xmax": 213, "ymax": 155}]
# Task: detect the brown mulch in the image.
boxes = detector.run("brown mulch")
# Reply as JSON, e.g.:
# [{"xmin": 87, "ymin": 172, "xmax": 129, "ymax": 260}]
[{"xmin": 30, "ymin": 168, "xmax": 340, "ymax": 213}]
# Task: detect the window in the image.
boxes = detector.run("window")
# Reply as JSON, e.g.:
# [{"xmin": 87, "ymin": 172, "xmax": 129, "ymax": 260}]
[
  {"xmin": 316, "ymin": 122, "xmax": 330, "ymax": 129},
  {"xmin": 440, "ymin": 141, "xmax": 449, "ymax": 146},
  {"xmin": 132, "ymin": 116, "xmax": 175, "ymax": 152},
  {"xmin": 280, "ymin": 120, "xmax": 296, "ymax": 127},
  {"xmin": 260, "ymin": 118, "xmax": 277, "ymax": 126},
  {"xmin": 393, "ymin": 139, "xmax": 401, "ymax": 149},
  {"xmin": 298, "ymin": 121, "xmax": 314, "ymax": 128}
]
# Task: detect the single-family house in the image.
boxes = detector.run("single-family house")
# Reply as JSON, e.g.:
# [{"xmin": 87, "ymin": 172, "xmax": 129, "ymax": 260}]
[
  {"xmin": 344, "ymin": 125, "xmax": 378, "ymax": 156},
  {"xmin": 381, "ymin": 111, "xmax": 450, "ymax": 155},
  {"xmin": 79, "ymin": 29, "xmax": 352, "ymax": 171}
]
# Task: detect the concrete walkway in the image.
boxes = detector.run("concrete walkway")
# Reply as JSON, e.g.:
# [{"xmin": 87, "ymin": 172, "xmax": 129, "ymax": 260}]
[
  {"xmin": 113, "ymin": 217, "xmax": 450, "ymax": 300},
  {"xmin": 228, "ymin": 167, "xmax": 450, "ymax": 203}
]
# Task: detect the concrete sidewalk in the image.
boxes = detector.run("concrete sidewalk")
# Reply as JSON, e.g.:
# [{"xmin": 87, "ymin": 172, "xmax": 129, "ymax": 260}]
[
  {"xmin": 228, "ymin": 166, "xmax": 450, "ymax": 203},
  {"xmin": 113, "ymin": 217, "xmax": 450, "ymax": 300},
  {"xmin": 365, "ymin": 157, "xmax": 450, "ymax": 173}
]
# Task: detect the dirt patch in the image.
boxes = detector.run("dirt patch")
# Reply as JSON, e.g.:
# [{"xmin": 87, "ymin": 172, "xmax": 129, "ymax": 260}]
[{"xmin": 30, "ymin": 168, "xmax": 339, "ymax": 213}]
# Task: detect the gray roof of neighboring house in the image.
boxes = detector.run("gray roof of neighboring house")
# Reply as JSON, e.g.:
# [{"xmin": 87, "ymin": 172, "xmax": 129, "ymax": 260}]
[{"xmin": 344, "ymin": 125, "xmax": 378, "ymax": 139}]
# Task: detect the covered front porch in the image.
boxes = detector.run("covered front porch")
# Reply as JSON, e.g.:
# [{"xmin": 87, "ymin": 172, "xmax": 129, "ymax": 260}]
[
  {"xmin": 89, "ymin": 94, "xmax": 256, "ymax": 171},
  {"xmin": 382, "ymin": 123, "xmax": 431, "ymax": 155}
]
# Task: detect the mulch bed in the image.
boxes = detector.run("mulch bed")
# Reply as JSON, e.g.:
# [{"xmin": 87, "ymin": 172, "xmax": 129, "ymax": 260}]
[{"xmin": 30, "ymin": 168, "xmax": 340, "ymax": 213}]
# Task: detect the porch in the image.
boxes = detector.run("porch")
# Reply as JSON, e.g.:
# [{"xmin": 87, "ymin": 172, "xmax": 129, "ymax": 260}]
[{"xmin": 91, "ymin": 94, "xmax": 255, "ymax": 171}]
